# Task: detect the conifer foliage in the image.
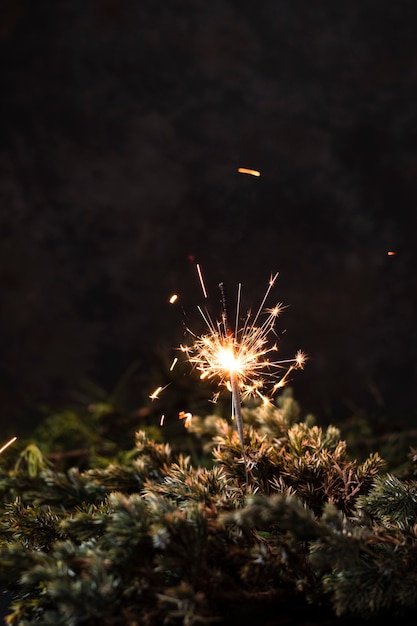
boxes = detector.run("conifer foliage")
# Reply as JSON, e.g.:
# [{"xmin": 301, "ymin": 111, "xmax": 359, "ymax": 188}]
[{"xmin": 1, "ymin": 393, "xmax": 417, "ymax": 624}]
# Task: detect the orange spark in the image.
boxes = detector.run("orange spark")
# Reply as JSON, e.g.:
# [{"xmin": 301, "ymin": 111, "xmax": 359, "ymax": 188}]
[
  {"xmin": 149, "ymin": 384, "xmax": 170, "ymax": 400},
  {"xmin": 179, "ymin": 411, "xmax": 193, "ymax": 428},
  {"xmin": 0, "ymin": 436, "xmax": 17, "ymax": 454},
  {"xmin": 160, "ymin": 415, "xmax": 165, "ymax": 426},
  {"xmin": 238, "ymin": 167, "xmax": 261, "ymax": 177},
  {"xmin": 387, "ymin": 251, "xmax": 396, "ymax": 256},
  {"xmin": 170, "ymin": 357, "xmax": 178, "ymax": 371},
  {"xmin": 169, "ymin": 294, "xmax": 178, "ymax": 304},
  {"xmin": 196, "ymin": 263, "xmax": 208, "ymax": 298},
  {"xmin": 295, "ymin": 349, "xmax": 307, "ymax": 369},
  {"xmin": 181, "ymin": 272, "xmax": 306, "ymax": 485}
]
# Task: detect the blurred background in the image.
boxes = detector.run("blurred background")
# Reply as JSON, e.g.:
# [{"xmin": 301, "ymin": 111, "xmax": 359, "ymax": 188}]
[{"xmin": 1, "ymin": 0, "xmax": 417, "ymax": 435}]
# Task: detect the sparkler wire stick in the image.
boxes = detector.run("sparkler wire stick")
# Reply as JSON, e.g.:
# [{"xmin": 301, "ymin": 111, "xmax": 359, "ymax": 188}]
[
  {"xmin": 219, "ymin": 282, "xmax": 249, "ymax": 485},
  {"xmin": 230, "ymin": 370, "xmax": 249, "ymax": 485}
]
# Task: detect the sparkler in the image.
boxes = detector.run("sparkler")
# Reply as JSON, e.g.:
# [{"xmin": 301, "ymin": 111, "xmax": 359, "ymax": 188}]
[{"xmin": 181, "ymin": 268, "xmax": 306, "ymax": 484}]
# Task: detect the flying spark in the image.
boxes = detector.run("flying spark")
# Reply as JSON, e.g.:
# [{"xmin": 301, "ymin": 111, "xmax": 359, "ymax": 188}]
[
  {"xmin": 181, "ymin": 269, "xmax": 306, "ymax": 483},
  {"xmin": 169, "ymin": 294, "xmax": 178, "ymax": 304},
  {"xmin": 0, "ymin": 436, "xmax": 17, "ymax": 454},
  {"xmin": 149, "ymin": 384, "xmax": 170, "ymax": 401},
  {"xmin": 196, "ymin": 263, "xmax": 208, "ymax": 298},
  {"xmin": 179, "ymin": 411, "xmax": 193, "ymax": 428},
  {"xmin": 238, "ymin": 167, "xmax": 261, "ymax": 177}
]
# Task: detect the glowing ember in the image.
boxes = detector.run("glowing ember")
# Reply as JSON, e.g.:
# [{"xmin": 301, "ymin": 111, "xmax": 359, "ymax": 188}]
[
  {"xmin": 238, "ymin": 167, "xmax": 261, "ymax": 177},
  {"xmin": 169, "ymin": 294, "xmax": 178, "ymax": 304},
  {"xmin": 387, "ymin": 251, "xmax": 396, "ymax": 256}
]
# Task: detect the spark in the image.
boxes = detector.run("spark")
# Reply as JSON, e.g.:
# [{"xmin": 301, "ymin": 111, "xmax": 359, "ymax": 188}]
[
  {"xmin": 387, "ymin": 251, "xmax": 396, "ymax": 256},
  {"xmin": 170, "ymin": 357, "xmax": 178, "ymax": 371},
  {"xmin": 169, "ymin": 294, "xmax": 178, "ymax": 304},
  {"xmin": 196, "ymin": 263, "xmax": 208, "ymax": 298},
  {"xmin": 0, "ymin": 436, "xmax": 17, "ymax": 454},
  {"xmin": 179, "ymin": 411, "xmax": 193, "ymax": 428},
  {"xmin": 238, "ymin": 167, "xmax": 261, "ymax": 177},
  {"xmin": 272, "ymin": 350, "xmax": 307, "ymax": 391},
  {"xmin": 182, "ymin": 271, "xmax": 306, "ymax": 484},
  {"xmin": 149, "ymin": 384, "xmax": 170, "ymax": 401},
  {"xmin": 160, "ymin": 414, "xmax": 165, "ymax": 426}
]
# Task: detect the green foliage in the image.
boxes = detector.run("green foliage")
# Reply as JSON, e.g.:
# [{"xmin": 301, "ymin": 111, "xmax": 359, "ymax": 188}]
[{"xmin": 1, "ymin": 391, "xmax": 417, "ymax": 624}]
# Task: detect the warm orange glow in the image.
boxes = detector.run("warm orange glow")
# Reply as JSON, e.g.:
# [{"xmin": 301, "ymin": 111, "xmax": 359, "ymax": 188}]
[
  {"xmin": 238, "ymin": 167, "xmax": 261, "ymax": 177},
  {"xmin": 169, "ymin": 294, "xmax": 178, "ymax": 304},
  {"xmin": 387, "ymin": 251, "xmax": 396, "ymax": 256}
]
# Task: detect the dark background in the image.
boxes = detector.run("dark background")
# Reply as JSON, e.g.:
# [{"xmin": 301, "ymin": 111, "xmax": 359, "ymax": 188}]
[{"xmin": 1, "ymin": 0, "xmax": 417, "ymax": 435}]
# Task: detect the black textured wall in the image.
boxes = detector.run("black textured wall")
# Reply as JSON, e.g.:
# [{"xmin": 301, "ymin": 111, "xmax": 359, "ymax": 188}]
[{"xmin": 1, "ymin": 1, "xmax": 417, "ymax": 427}]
